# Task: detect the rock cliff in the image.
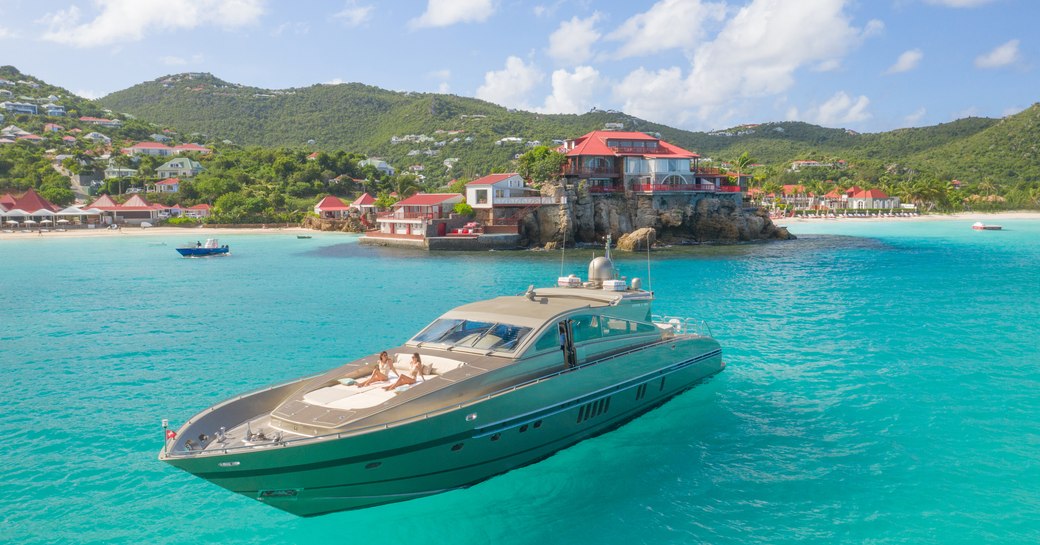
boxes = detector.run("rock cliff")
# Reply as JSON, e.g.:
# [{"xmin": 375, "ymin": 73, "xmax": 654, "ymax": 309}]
[{"xmin": 519, "ymin": 183, "xmax": 792, "ymax": 247}]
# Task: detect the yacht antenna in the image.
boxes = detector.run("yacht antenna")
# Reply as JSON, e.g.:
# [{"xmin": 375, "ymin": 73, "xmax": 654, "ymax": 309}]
[
  {"xmin": 604, "ymin": 234, "xmax": 612, "ymax": 262},
  {"xmin": 646, "ymin": 230, "xmax": 652, "ymax": 292},
  {"xmin": 559, "ymin": 218, "xmax": 566, "ymax": 278}
]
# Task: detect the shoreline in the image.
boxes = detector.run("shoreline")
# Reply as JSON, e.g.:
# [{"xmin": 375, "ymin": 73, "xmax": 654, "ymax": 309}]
[
  {"xmin": 1, "ymin": 211, "xmax": 1037, "ymax": 241},
  {"xmin": 774, "ymin": 210, "xmax": 1040, "ymax": 226},
  {"xmin": 0, "ymin": 225, "xmax": 359, "ymax": 240}
]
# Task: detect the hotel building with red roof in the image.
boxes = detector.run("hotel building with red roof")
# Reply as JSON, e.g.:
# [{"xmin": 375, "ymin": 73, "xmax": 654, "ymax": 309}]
[{"xmin": 559, "ymin": 130, "xmax": 740, "ymax": 197}]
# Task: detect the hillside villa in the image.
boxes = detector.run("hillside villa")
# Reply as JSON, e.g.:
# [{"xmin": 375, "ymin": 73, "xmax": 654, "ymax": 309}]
[
  {"xmin": 465, "ymin": 172, "xmax": 562, "ymax": 229},
  {"xmin": 157, "ymin": 158, "xmax": 204, "ymax": 179},
  {"xmin": 558, "ymin": 130, "xmax": 741, "ymax": 200},
  {"xmin": 314, "ymin": 195, "xmax": 351, "ymax": 219}
]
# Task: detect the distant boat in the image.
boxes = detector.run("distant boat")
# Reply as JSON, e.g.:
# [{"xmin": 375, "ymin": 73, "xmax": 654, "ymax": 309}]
[
  {"xmin": 176, "ymin": 238, "xmax": 230, "ymax": 257},
  {"xmin": 972, "ymin": 222, "xmax": 1002, "ymax": 231},
  {"xmin": 297, "ymin": 235, "xmax": 312, "ymax": 239}
]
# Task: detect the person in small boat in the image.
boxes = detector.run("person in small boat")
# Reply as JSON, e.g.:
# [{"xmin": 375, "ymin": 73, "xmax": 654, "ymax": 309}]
[
  {"xmin": 385, "ymin": 353, "xmax": 424, "ymax": 391},
  {"xmin": 358, "ymin": 351, "xmax": 394, "ymax": 387}
]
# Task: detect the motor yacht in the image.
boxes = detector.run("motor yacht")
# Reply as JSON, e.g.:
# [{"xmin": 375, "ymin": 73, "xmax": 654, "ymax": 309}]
[{"xmin": 159, "ymin": 239, "xmax": 724, "ymax": 516}]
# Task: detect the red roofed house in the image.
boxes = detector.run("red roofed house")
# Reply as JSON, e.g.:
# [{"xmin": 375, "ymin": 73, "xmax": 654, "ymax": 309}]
[
  {"xmin": 847, "ymin": 189, "xmax": 899, "ymax": 210},
  {"xmin": 349, "ymin": 192, "xmax": 377, "ymax": 213},
  {"xmin": 182, "ymin": 204, "xmax": 212, "ymax": 219},
  {"xmin": 374, "ymin": 192, "xmax": 463, "ymax": 238},
  {"xmin": 6, "ymin": 187, "xmax": 57, "ymax": 213},
  {"xmin": 113, "ymin": 194, "xmax": 160, "ymax": 224},
  {"xmin": 464, "ymin": 172, "xmax": 560, "ymax": 231},
  {"xmin": 151, "ymin": 178, "xmax": 180, "ymax": 193},
  {"xmin": 559, "ymin": 130, "xmax": 730, "ymax": 196},
  {"xmin": 173, "ymin": 143, "xmax": 212, "ymax": 155},
  {"xmin": 314, "ymin": 195, "xmax": 351, "ymax": 219},
  {"xmin": 123, "ymin": 141, "xmax": 174, "ymax": 157}
]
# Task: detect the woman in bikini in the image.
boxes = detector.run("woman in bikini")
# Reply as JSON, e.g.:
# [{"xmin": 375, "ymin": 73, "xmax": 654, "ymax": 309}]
[
  {"xmin": 385, "ymin": 353, "xmax": 424, "ymax": 391},
  {"xmin": 358, "ymin": 351, "xmax": 394, "ymax": 387}
]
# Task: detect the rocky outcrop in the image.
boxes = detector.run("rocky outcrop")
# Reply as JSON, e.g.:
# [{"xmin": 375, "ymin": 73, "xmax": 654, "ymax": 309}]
[
  {"xmin": 616, "ymin": 227, "xmax": 656, "ymax": 251},
  {"xmin": 519, "ymin": 182, "xmax": 792, "ymax": 247},
  {"xmin": 301, "ymin": 215, "xmax": 368, "ymax": 233}
]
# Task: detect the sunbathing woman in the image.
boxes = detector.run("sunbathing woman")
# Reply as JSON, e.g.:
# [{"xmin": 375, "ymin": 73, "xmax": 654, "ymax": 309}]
[
  {"xmin": 358, "ymin": 351, "xmax": 394, "ymax": 387},
  {"xmin": 385, "ymin": 353, "xmax": 424, "ymax": 391}
]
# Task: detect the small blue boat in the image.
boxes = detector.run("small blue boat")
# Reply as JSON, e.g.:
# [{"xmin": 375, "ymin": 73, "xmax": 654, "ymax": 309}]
[{"xmin": 176, "ymin": 238, "xmax": 230, "ymax": 257}]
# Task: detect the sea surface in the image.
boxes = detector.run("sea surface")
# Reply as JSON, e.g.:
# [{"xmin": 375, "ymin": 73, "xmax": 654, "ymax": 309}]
[{"xmin": 2, "ymin": 220, "xmax": 1038, "ymax": 544}]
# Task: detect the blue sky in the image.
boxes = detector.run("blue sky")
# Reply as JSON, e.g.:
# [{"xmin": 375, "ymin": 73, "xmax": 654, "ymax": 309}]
[{"xmin": 1, "ymin": 0, "xmax": 1035, "ymax": 133}]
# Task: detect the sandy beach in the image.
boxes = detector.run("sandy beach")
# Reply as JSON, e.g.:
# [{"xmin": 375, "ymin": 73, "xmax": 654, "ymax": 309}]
[
  {"xmin": 774, "ymin": 210, "xmax": 1040, "ymax": 227},
  {"xmin": 0, "ymin": 225, "xmax": 358, "ymax": 240}
]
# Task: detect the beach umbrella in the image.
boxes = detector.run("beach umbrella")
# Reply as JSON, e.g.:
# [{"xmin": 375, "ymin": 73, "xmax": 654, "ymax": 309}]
[
  {"xmin": 56, "ymin": 219, "xmax": 70, "ymax": 224},
  {"xmin": 5, "ymin": 219, "xmax": 18, "ymax": 225},
  {"xmin": 23, "ymin": 219, "xmax": 37, "ymax": 225},
  {"xmin": 41, "ymin": 219, "xmax": 53, "ymax": 224}
]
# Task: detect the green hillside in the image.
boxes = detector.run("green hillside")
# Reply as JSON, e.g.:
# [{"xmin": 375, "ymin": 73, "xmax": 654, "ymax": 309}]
[{"xmin": 97, "ymin": 72, "xmax": 1038, "ymax": 187}]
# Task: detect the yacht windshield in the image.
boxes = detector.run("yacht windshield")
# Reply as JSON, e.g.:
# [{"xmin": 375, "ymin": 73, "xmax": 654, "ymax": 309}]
[{"xmin": 411, "ymin": 318, "xmax": 532, "ymax": 352}]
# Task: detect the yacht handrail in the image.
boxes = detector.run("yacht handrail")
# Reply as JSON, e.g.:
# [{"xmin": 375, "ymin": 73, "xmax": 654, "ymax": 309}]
[
  {"xmin": 171, "ymin": 335, "xmax": 710, "ymax": 457},
  {"xmin": 651, "ymin": 315, "xmax": 712, "ymax": 337}
]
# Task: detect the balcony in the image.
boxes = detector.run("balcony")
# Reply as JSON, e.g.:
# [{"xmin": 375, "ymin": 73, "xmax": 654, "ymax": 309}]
[
  {"xmin": 587, "ymin": 184, "xmax": 624, "ymax": 194},
  {"xmin": 718, "ymin": 185, "xmax": 743, "ymax": 193},
  {"xmin": 610, "ymin": 145, "xmax": 662, "ymax": 154},
  {"xmin": 376, "ymin": 211, "xmax": 436, "ymax": 221},
  {"xmin": 692, "ymin": 167, "xmax": 725, "ymax": 176},
  {"xmin": 563, "ymin": 166, "xmax": 620, "ymax": 178},
  {"xmin": 632, "ymin": 183, "xmax": 717, "ymax": 193},
  {"xmin": 493, "ymin": 196, "xmax": 560, "ymax": 206}
]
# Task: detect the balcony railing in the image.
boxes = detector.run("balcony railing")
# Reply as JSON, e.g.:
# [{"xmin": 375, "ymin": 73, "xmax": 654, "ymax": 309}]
[
  {"xmin": 494, "ymin": 196, "xmax": 559, "ymax": 206},
  {"xmin": 376, "ymin": 211, "xmax": 435, "ymax": 220},
  {"xmin": 632, "ymin": 183, "xmax": 717, "ymax": 193},
  {"xmin": 611, "ymin": 145, "xmax": 662, "ymax": 154},
  {"xmin": 563, "ymin": 166, "xmax": 620, "ymax": 178},
  {"xmin": 587, "ymin": 185, "xmax": 624, "ymax": 193},
  {"xmin": 692, "ymin": 167, "xmax": 725, "ymax": 175},
  {"xmin": 718, "ymin": 185, "xmax": 743, "ymax": 193}
]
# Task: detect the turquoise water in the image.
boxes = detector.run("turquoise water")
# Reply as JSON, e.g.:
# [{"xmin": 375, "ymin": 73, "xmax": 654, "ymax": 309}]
[{"xmin": 2, "ymin": 221, "xmax": 1038, "ymax": 544}]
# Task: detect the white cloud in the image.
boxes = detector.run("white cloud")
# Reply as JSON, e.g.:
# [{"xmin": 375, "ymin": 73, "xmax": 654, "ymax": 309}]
[
  {"xmin": 547, "ymin": 13, "xmax": 602, "ymax": 65},
  {"xmin": 475, "ymin": 56, "xmax": 543, "ymax": 110},
  {"xmin": 904, "ymin": 107, "xmax": 927, "ymax": 125},
  {"xmin": 74, "ymin": 89, "xmax": 102, "ymax": 100},
  {"xmin": 924, "ymin": 0, "xmax": 997, "ymax": 7},
  {"xmin": 0, "ymin": 26, "xmax": 15, "ymax": 39},
  {"xmin": 334, "ymin": 1, "xmax": 373, "ymax": 27},
  {"xmin": 410, "ymin": 0, "xmax": 494, "ymax": 28},
  {"xmin": 271, "ymin": 22, "xmax": 309, "ymax": 36},
  {"xmin": 862, "ymin": 19, "xmax": 885, "ymax": 37},
  {"xmin": 429, "ymin": 69, "xmax": 451, "ymax": 93},
  {"xmin": 324, "ymin": 78, "xmax": 347, "ymax": 85},
  {"xmin": 539, "ymin": 66, "xmax": 605, "ymax": 114},
  {"xmin": 1002, "ymin": 105, "xmax": 1023, "ymax": 117},
  {"xmin": 886, "ymin": 48, "xmax": 923, "ymax": 74},
  {"xmin": 39, "ymin": 0, "xmax": 265, "ymax": 48},
  {"xmin": 607, "ymin": 0, "xmax": 726, "ymax": 58},
  {"xmin": 813, "ymin": 59, "xmax": 842, "ymax": 72},
  {"xmin": 975, "ymin": 39, "xmax": 1020, "ymax": 68},
  {"xmin": 790, "ymin": 91, "xmax": 871, "ymax": 126},
  {"xmin": 613, "ymin": 0, "xmax": 875, "ymax": 127}
]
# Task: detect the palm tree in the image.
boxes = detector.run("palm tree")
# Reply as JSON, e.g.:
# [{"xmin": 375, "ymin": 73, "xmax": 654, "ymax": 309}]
[{"xmin": 733, "ymin": 151, "xmax": 754, "ymax": 190}]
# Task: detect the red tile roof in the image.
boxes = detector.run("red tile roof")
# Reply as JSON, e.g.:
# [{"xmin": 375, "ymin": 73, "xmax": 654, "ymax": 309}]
[
  {"xmin": 466, "ymin": 173, "xmax": 519, "ymax": 186},
  {"xmin": 852, "ymin": 189, "xmax": 889, "ymax": 199},
  {"xmin": 87, "ymin": 194, "xmax": 118, "ymax": 209},
  {"xmin": 315, "ymin": 195, "xmax": 350, "ymax": 210},
  {"xmin": 11, "ymin": 188, "xmax": 57, "ymax": 212},
  {"xmin": 173, "ymin": 143, "xmax": 210, "ymax": 152},
  {"xmin": 187, "ymin": 204, "xmax": 211, "ymax": 210},
  {"xmin": 394, "ymin": 193, "xmax": 462, "ymax": 206},
  {"xmin": 155, "ymin": 178, "xmax": 180, "ymax": 185},
  {"xmin": 350, "ymin": 193, "xmax": 376, "ymax": 207},
  {"xmin": 562, "ymin": 130, "xmax": 697, "ymax": 159}
]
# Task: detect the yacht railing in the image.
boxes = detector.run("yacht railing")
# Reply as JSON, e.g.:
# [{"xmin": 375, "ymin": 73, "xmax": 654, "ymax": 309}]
[{"xmin": 651, "ymin": 315, "xmax": 713, "ymax": 337}]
